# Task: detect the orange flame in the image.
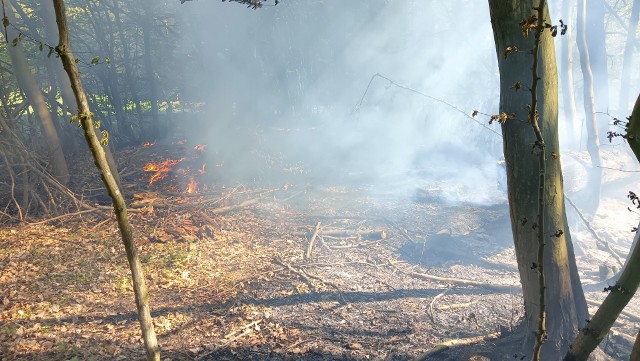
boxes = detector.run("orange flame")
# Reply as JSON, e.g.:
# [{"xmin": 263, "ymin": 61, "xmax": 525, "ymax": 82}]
[
  {"xmin": 143, "ymin": 158, "xmax": 185, "ymax": 185},
  {"xmin": 142, "ymin": 141, "xmax": 156, "ymax": 147},
  {"xmin": 185, "ymin": 178, "xmax": 198, "ymax": 194}
]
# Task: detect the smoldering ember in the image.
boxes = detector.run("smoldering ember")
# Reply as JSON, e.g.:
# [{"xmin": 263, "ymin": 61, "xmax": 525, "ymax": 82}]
[{"xmin": 1, "ymin": 0, "xmax": 640, "ymax": 360}]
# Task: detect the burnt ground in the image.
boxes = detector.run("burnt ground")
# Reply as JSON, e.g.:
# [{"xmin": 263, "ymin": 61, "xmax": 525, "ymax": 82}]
[{"xmin": 1, "ymin": 142, "xmax": 639, "ymax": 361}]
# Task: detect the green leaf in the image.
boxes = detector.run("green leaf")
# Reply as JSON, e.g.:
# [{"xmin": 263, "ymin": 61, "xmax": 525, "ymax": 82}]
[
  {"xmin": 70, "ymin": 114, "xmax": 78, "ymax": 123},
  {"xmin": 105, "ymin": 56, "xmax": 110, "ymax": 64},
  {"xmin": 94, "ymin": 120, "xmax": 100, "ymax": 128},
  {"xmin": 2, "ymin": 16, "xmax": 9, "ymax": 28},
  {"xmin": 11, "ymin": 36, "xmax": 19, "ymax": 47},
  {"xmin": 90, "ymin": 56, "xmax": 100, "ymax": 65},
  {"xmin": 47, "ymin": 46, "xmax": 55, "ymax": 58},
  {"xmin": 39, "ymin": 42, "xmax": 44, "ymax": 52}
]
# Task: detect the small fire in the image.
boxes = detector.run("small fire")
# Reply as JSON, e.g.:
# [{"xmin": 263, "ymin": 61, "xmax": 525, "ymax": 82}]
[
  {"xmin": 194, "ymin": 144, "xmax": 207, "ymax": 152},
  {"xmin": 143, "ymin": 158, "xmax": 185, "ymax": 185},
  {"xmin": 143, "ymin": 141, "xmax": 156, "ymax": 147},
  {"xmin": 198, "ymin": 163, "xmax": 206, "ymax": 175},
  {"xmin": 185, "ymin": 178, "xmax": 198, "ymax": 194}
]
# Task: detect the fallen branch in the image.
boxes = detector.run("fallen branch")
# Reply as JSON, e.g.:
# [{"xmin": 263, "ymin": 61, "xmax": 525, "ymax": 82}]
[
  {"xmin": 392, "ymin": 264, "xmax": 515, "ymax": 291},
  {"xmin": 413, "ymin": 332, "xmax": 501, "ymax": 361},
  {"xmin": 210, "ymin": 198, "xmax": 259, "ymax": 215},
  {"xmin": 428, "ymin": 288, "xmax": 449, "ymax": 323},
  {"xmin": 565, "ymin": 196, "xmax": 625, "ymax": 267},
  {"xmin": 437, "ymin": 300, "xmax": 479, "ymax": 311},
  {"xmin": 27, "ymin": 207, "xmax": 103, "ymax": 226},
  {"xmin": 273, "ymin": 257, "xmax": 347, "ymax": 304},
  {"xmin": 305, "ymin": 222, "xmax": 322, "ymax": 260},
  {"xmin": 196, "ymin": 319, "xmax": 263, "ymax": 361}
]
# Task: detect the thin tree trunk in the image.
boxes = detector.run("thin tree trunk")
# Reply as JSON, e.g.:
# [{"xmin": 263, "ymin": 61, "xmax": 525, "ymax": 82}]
[
  {"xmin": 4, "ymin": 0, "xmax": 69, "ymax": 186},
  {"xmin": 631, "ymin": 326, "xmax": 640, "ymax": 361},
  {"xmin": 576, "ymin": 0, "xmax": 602, "ymax": 214},
  {"xmin": 618, "ymin": 0, "xmax": 640, "ymax": 115},
  {"xmin": 39, "ymin": 0, "xmax": 123, "ymax": 190},
  {"xmin": 560, "ymin": 0, "xmax": 580, "ymax": 146},
  {"xmin": 564, "ymin": 94, "xmax": 640, "ymax": 361},
  {"xmin": 142, "ymin": 3, "xmax": 159, "ymax": 139},
  {"xmin": 585, "ymin": 0, "xmax": 608, "ymax": 111},
  {"xmin": 52, "ymin": 1, "xmax": 159, "ymax": 360},
  {"xmin": 487, "ymin": 1, "xmax": 588, "ymax": 358},
  {"xmin": 111, "ymin": 0, "xmax": 143, "ymax": 128}
]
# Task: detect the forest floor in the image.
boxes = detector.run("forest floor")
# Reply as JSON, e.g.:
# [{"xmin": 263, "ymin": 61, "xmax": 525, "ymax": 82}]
[{"xmin": 1, "ymin": 141, "xmax": 640, "ymax": 361}]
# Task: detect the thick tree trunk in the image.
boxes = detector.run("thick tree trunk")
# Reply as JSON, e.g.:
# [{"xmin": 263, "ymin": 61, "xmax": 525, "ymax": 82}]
[
  {"xmin": 4, "ymin": 0, "xmax": 69, "ymax": 186},
  {"xmin": 576, "ymin": 0, "xmax": 602, "ymax": 215},
  {"xmin": 52, "ymin": 1, "xmax": 159, "ymax": 360},
  {"xmin": 564, "ymin": 94, "xmax": 640, "ymax": 361},
  {"xmin": 560, "ymin": 0, "xmax": 580, "ymax": 146},
  {"xmin": 618, "ymin": 0, "xmax": 640, "ymax": 115},
  {"xmin": 487, "ymin": 1, "xmax": 588, "ymax": 358}
]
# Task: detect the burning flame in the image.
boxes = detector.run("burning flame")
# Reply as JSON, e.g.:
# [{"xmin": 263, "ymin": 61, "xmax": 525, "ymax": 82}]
[
  {"xmin": 143, "ymin": 141, "xmax": 156, "ymax": 147},
  {"xmin": 143, "ymin": 158, "xmax": 185, "ymax": 185},
  {"xmin": 185, "ymin": 178, "xmax": 198, "ymax": 194}
]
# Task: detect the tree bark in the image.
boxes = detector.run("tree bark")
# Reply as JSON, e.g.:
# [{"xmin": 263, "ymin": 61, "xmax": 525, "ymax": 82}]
[
  {"xmin": 52, "ymin": 1, "xmax": 159, "ymax": 360},
  {"xmin": 618, "ymin": 0, "xmax": 640, "ymax": 115},
  {"xmin": 487, "ymin": 1, "xmax": 588, "ymax": 358},
  {"xmin": 576, "ymin": 0, "xmax": 602, "ymax": 214},
  {"xmin": 564, "ymin": 93, "xmax": 640, "ymax": 361},
  {"xmin": 4, "ymin": 0, "xmax": 69, "ymax": 186}
]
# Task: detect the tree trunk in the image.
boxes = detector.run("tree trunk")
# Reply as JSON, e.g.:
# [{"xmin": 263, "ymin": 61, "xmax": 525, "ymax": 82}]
[
  {"xmin": 618, "ymin": 0, "xmax": 640, "ymax": 115},
  {"xmin": 142, "ymin": 3, "xmax": 160, "ymax": 139},
  {"xmin": 4, "ymin": 0, "xmax": 69, "ymax": 186},
  {"xmin": 564, "ymin": 94, "xmax": 640, "ymax": 360},
  {"xmin": 52, "ymin": 1, "xmax": 159, "ymax": 360},
  {"xmin": 585, "ymin": 0, "xmax": 608, "ymax": 112},
  {"xmin": 560, "ymin": 0, "xmax": 580, "ymax": 147},
  {"xmin": 576, "ymin": 0, "xmax": 602, "ymax": 215},
  {"xmin": 111, "ymin": 0, "xmax": 143, "ymax": 127},
  {"xmin": 85, "ymin": 0, "xmax": 134, "ymax": 144},
  {"xmin": 631, "ymin": 326, "xmax": 640, "ymax": 361},
  {"xmin": 487, "ymin": 1, "xmax": 588, "ymax": 358},
  {"xmin": 39, "ymin": 0, "xmax": 123, "ymax": 191}
]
